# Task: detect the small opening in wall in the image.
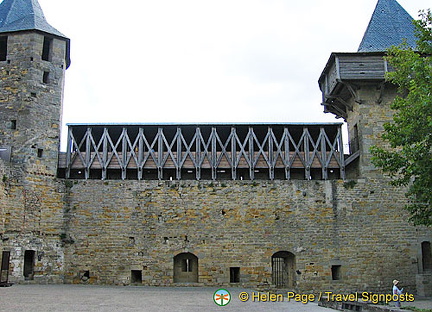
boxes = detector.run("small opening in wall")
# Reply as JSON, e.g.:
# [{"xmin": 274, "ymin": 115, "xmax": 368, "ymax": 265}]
[
  {"xmin": 42, "ymin": 36, "xmax": 53, "ymax": 62},
  {"xmin": 37, "ymin": 149, "xmax": 43, "ymax": 158},
  {"xmin": 182, "ymin": 259, "xmax": 192, "ymax": 272},
  {"xmin": 230, "ymin": 267, "xmax": 240, "ymax": 283},
  {"xmin": 331, "ymin": 265, "xmax": 341, "ymax": 280},
  {"xmin": 128, "ymin": 236, "xmax": 135, "ymax": 246},
  {"xmin": 81, "ymin": 270, "xmax": 90, "ymax": 281},
  {"xmin": 0, "ymin": 36, "xmax": 7, "ymax": 61},
  {"xmin": 23, "ymin": 250, "xmax": 36, "ymax": 280},
  {"xmin": 31, "ymin": 92, "xmax": 37, "ymax": 98},
  {"xmin": 10, "ymin": 120, "xmax": 16, "ymax": 130},
  {"xmin": 131, "ymin": 270, "xmax": 142, "ymax": 284},
  {"xmin": 43, "ymin": 71, "xmax": 50, "ymax": 84},
  {"xmin": 422, "ymin": 241, "xmax": 432, "ymax": 272}
]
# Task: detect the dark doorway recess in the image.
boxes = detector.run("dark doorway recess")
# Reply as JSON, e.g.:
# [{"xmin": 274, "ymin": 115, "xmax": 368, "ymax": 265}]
[
  {"xmin": 173, "ymin": 252, "xmax": 198, "ymax": 283},
  {"xmin": 272, "ymin": 251, "xmax": 295, "ymax": 288}
]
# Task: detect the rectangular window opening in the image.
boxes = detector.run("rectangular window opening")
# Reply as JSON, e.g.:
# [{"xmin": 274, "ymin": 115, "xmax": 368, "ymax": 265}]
[
  {"xmin": 349, "ymin": 124, "xmax": 360, "ymax": 154},
  {"xmin": 43, "ymin": 71, "xmax": 50, "ymax": 84},
  {"xmin": 23, "ymin": 250, "xmax": 36, "ymax": 280},
  {"xmin": 131, "ymin": 270, "xmax": 142, "ymax": 284},
  {"xmin": 42, "ymin": 37, "xmax": 53, "ymax": 62},
  {"xmin": 37, "ymin": 148, "xmax": 43, "ymax": 158},
  {"xmin": 10, "ymin": 120, "xmax": 16, "ymax": 130},
  {"xmin": 1, "ymin": 250, "xmax": 11, "ymax": 284},
  {"xmin": 0, "ymin": 36, "xmax": 7, "ymax": 61},
  {"xmin": 230, "ymin": 267, "xmax": 240, "ymax": 283},
  {"xmin": 182, "ymin": 259, "xmax": 192, "ymax": 272},
  {"xmin": 422, "ymin": 241, "xmax": 432, "ymax": 272},
  {"xmin": 331, "ymin": 265, "xmax": 341, "ymax": 280}
]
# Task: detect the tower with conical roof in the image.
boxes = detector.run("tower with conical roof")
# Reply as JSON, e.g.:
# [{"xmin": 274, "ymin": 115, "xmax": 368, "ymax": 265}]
[
  {"xmin": 0, "ymin": 0, "xmax": 69, "ymax": 284},
  {"xmin": 0, "ymin": 0, "xmax": 70, "ymax": 175},
  {"xmin": 319, "ymin": 0, "xmax": 417, "ymax": 178}
]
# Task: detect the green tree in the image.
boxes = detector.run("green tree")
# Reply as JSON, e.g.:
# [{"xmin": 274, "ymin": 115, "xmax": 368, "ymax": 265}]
[{"xmin": 370, "ymin": 10, "xmax": 432, "ymax": 226}]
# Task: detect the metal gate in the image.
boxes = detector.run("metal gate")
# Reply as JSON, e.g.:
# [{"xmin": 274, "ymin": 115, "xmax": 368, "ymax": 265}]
[
  {"xmin": 272, "ymin": 256, "xmax": 289, "ymax": 287},
  {"xmin": 0, "ymin": 251, "xmax": 11, "ymax": 286},
  {"xmin": 272, "ymin": 251, "xmax": 295, "ymax": 288}
]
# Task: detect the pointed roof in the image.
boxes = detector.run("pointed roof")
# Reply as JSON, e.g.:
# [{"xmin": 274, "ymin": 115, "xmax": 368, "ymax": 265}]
[
  {"xmin": 0, "ymin": 0, "xmax": 67, "ymax": 38},
  {"xmin": 358, "ymin": 0, "xmax": 417, "ymax": 52},
  {"xmin": 0, "ymin": 0, "xmax": 70, "ymax": 68}
]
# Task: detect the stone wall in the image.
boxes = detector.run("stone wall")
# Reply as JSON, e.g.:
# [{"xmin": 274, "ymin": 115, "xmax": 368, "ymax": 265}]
[
  {"xmin": 61, "ymin": 178, "xmax": 431, "ymax": 293},
  {"xmin": 346, "ymin": 83, "xmax": 399, "ymax": 179},
  {"xmin": 0, "ymin": 161, "xmax": 67, "ymax": 283}
]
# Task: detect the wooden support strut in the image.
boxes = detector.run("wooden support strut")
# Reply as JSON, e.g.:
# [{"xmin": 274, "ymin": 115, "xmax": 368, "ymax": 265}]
[
  {"xmin": 231, "ymin": 127, "xmax": 237, "ymax": 180},
  {"xmin": 65, "ymin": 127, "xmax": 72, "ymax": 179}
]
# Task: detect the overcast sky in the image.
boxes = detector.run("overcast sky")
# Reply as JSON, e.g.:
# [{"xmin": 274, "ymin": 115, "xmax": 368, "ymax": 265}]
[{"xmin": 37, "ymin": 0, "xmax": 430, "ymax": 137}]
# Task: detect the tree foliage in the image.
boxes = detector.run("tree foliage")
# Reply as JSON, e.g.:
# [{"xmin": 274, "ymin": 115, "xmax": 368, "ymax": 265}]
[{"xmin": 370, "ymin": 10, "xmax": 432, "ymax": 226}]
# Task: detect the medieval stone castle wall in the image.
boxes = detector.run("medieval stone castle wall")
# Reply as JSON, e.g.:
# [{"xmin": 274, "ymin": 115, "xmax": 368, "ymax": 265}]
[{"xmin": 0, "ymin": 1, "xmax": 431, "ymax": 296}]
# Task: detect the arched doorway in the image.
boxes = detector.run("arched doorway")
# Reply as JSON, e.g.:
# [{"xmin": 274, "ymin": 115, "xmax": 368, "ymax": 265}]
[
  {"xmin": 272, "ymin": 251, "xmax": 295, "ymax": 288},
  {"xmin": 173, "ymin": 252, "xmax": 198, "ymax": 283}
]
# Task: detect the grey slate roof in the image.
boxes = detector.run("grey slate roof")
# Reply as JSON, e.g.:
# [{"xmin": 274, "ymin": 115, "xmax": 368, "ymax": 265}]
[
  {"xmin": 358, "ymin": 0, "xmax": 417, "ymax": 52},
  {"xmin": 0, "ymin": 0, "xmax": 70, "ymax": 68},
  {"xmin": 0, "ymin": 0, "xmax": 67, "ymax": 38}
]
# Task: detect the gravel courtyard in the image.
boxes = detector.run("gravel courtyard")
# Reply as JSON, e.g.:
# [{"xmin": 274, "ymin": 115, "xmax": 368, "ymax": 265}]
[{"xmin": 0, "ymin": 285, "xmax": 333, "ymax": 312}]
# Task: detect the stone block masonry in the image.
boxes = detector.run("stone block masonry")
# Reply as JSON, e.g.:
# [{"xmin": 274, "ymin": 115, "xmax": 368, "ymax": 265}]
[
  {"xmin": 0, "ymin": 161, "xmax": 67, "ymax": 284},
  {"xmin": 56, "ymin": 177, "xmax": 430, "ymax": 293}
]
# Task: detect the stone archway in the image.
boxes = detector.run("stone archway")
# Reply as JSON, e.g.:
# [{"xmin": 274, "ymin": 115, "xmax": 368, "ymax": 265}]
[
  {"xmin": 272, "ymin": 251, "xmax": 295, "ymax": 288},
  {"xmin": 173, "ymin": 252, "xmax": 198, "ymax": 283}
]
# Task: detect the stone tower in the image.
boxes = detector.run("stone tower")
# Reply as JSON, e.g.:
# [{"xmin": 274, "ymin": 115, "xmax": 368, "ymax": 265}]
[
  {"xmin": 319, "ymin": 0, "xmax": 432, "ymax": 296},
  {"xmin": 0, "ymin": 0, "xmax": 70, "ymax": 176},
  {"xmin": 319, "ymin": 0, "xmax": 417, "ymax": 178},
  {"xmin": 0, "ymin": 0, "xmax": 69, "ymax": 284}
]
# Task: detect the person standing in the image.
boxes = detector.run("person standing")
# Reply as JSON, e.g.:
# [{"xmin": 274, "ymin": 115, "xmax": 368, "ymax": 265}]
[{"xmin": 392, "ymin": 280, "xmax": 403, "ymax": 308}]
